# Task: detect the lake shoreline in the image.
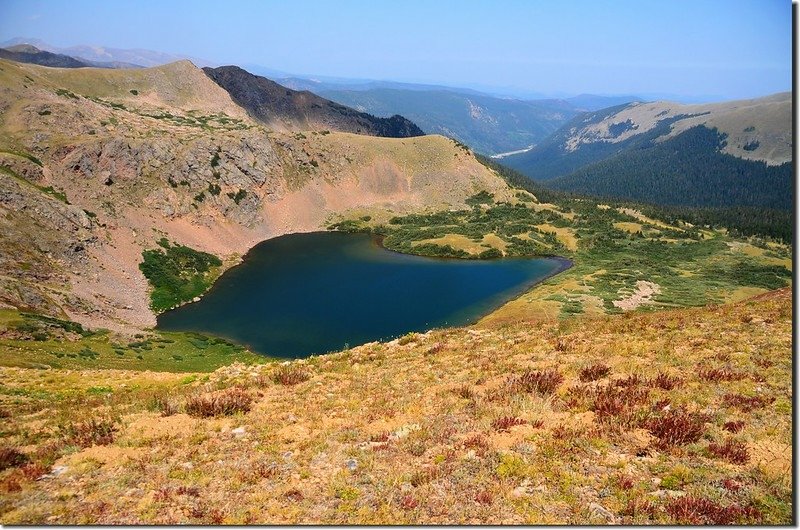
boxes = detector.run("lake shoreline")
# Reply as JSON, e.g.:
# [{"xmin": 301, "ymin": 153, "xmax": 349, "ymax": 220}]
[{"xmin": 158, "ymin": 230, "xmax": 574, "ymax": 358}]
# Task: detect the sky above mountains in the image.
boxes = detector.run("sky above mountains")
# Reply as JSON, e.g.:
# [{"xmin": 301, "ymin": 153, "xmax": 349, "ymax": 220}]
[{"xmin": 0, "ymin": 0, "xmax": 791, "ymax": 101}]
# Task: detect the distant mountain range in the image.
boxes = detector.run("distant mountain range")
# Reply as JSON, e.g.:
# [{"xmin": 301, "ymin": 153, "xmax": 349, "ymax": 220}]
[
  {"xmin": 0, "ymin": 37, "xmax": 213, "ymax": 68},
  {"xmin": 0, "ymin": 38, "xmax": 647, "ymax": 154},
  {"xmin": 0, "ymin": 42, "xmax": 426, "ymax": 139},
  {"xmin": 501, "ymin": 93, "xmax": 792, "ymax": 209},
  {"xmin": 276, "ymin": 82, "xmax": 644, "ymax": 155},
  {"xmin": 313, "ymin": 88, "xmax": 579, "ymax": 155},
  {"xmin": 0, "ymin": 44, "xmax": 141, "ymax": 69},
  {"xmin": 1, "ymin": 37, "xmax": 790, "ymax": 211}
]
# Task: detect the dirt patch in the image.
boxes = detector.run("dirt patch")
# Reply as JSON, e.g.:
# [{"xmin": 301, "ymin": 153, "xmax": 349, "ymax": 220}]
[
  {"xmin": 617, "ymin": 208, "xmax": 684, "ymax": 232},
  {"xmin": 612, "ymin": 280, "xmax": 661, "ymax": 310},
  {"xmin": 59, "ymin": 445, "xmax": 142, "ymax": 470},
  {"xmin": 122, "ymin": 412, "xmax": 202, "ymax": 442}
]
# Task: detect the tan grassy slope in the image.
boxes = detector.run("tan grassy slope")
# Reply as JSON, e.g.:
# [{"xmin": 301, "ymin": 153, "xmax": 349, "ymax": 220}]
[
  {"xmin": 0, "ymin": 288, "xmax": 790, "ymax": 524},
  {"xmin": 563, "ymin": 92, "xmax": 791, "ymax": 165},
  {"xmin": 2, "ymin": 59, "xmax": 250, "ymax": 118},
  {"xmin": 0, "ymin": 58, "xmax": 512, "ymax": 331}
]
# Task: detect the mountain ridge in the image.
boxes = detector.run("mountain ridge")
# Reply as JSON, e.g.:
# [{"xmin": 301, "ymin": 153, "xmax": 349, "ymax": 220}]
[
  {"xmin": 501, "ymin": 92, "xmax": 792, "ymax": 209},
  {"xmin": 203, "ymin": 66, "xmax": 425, "ymax": 138}
]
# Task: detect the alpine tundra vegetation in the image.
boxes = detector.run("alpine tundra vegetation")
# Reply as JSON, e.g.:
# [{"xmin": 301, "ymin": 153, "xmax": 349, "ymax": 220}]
[{"xmin": 0, "ymin": 0, "xmax": 792, "ymax": 525}]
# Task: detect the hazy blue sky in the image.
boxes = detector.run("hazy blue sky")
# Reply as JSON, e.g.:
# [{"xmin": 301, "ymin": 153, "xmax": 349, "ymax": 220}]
[{"xmin": 0, "ymin": 0, "xmax": 791, "ymax": 100}]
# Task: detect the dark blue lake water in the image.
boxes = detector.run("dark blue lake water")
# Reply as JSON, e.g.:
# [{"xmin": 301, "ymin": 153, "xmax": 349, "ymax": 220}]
[{"xmin": 156, "ymin": 232, "xmax": 569, "ymax": 358}]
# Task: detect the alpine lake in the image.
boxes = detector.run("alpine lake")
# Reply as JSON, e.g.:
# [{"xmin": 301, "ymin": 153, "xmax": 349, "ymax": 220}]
[{"xmin": 157, "ymin": 232, "xmax": 569, "ymax": 358}]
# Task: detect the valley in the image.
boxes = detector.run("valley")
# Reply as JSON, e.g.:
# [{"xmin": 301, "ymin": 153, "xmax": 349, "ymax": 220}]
[{"xmin": 0, "ymin": 31, "xmax": 792, "ymax": 526}]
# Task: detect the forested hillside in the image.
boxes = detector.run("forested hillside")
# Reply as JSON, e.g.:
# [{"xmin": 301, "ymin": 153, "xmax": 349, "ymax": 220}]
[
  {"xmin": 501, "ymin": 93, "xmax": 791, "ymax": 211},
  {"xmin": 477, "ymin": 154, "xmax": 792, "ymax": 243},
  {"xmin": 547, "ymin": 126, "xmax": 792, "ymax": 210}
]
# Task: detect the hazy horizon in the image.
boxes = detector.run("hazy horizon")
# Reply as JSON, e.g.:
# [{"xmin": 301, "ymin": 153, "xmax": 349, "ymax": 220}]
[{"xmin": 0, "ymin": 0, "xmax": 791, "ymax": 102}]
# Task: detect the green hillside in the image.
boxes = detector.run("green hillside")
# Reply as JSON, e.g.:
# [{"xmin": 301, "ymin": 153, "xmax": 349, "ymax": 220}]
[
  {"xmin": 548, "ymin": 126, "xmax": 792, "ymax": 210},
  {"xmin": 501, "ymin": 104, "xmax": 686, "ymax": 180}
]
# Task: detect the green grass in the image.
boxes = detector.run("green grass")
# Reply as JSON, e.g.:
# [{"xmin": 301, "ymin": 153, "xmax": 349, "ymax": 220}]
[
  {"xmin": 0, "ymin": 149, "xmax": 43, "ymax": 167},
  {"xmin": 139, "ymin": 239, "xmax": 223, "ymax": 312},
  {"xmin": 54, "ymin": 88, "xmax": 78, "ymax": 100},
  {"xmin": 0, "ymin": 310, "xmax": 267, "ymax": 372},
  {"xmin": 331, "ymin": 189, "xmax": 791, "ymax": 314},
  {"xmin": 368, "ymin": 202, "xmax": 568, "ymax": 258},
  {"xmin": 465, "ymin": 190, "xmax": 495, "ymax": 207}
]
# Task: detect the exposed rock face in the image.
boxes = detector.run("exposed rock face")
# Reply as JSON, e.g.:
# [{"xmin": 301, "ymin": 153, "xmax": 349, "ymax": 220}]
[
  {"xmin": 0, "ymin": 58, "xmax": 512, "ymax": 331},
  {"xmin": 203, "ymin": 66, "xmax": 425, "ymax": 138}
]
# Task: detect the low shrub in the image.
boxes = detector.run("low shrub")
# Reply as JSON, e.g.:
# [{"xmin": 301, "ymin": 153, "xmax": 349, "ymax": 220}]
[
  {"xmin": 723, "ymin": 420, "xmax": 746, "ymax": 433},
  {"xmin": 752, "ymin": 356, "xmax": 773, "ymax": 368},
  {"xmin": 454, "ymin": 385, "xmax": 476, "ymax": 400},
  {"xmin": 271, "ymin": 365, "xmax": 310, "ymax": 386},
  {"xmin": 0, "ymin": 447, "xmax": 27, "ymax": 471},
  {"xmin": 508, "ymin": 368, "xmax": 564, "ymax": 396},
  {"xmin": 666, "ymin": 495, "xmax": 761, "ymax": 525},
  {"xmin": 579, "ymin": 363, "xmax": 611, "ymax": 382},
  {"xmin": 410, "ymin": 466, "xmax": 442, "ymax": 487},
  {"xmin": 721, "ymin": 478, "xmax": 743, "ymax": 492},
  {"xmin": 478, "ymin": 247, "xmax": 503, "ymax": 259},
  {"xmin": 185, "ymin": 387, "xmax": 253, "ymax": 417},
  {"xmin": 474, "ymin": 490, "xmax": 493, "ymax": 505},
  {"xmin": 425, "ymin": 342, "xmax": 444, "ymax": 356},
  {"xmin": 620, "ymin": 498, "xmax": 657, "ymax": 518},
  {"xmin": 646, "ymin": 408, "xmax": 707, "ymax": 448},
  {"xmin": 18, "ymin": 462, "xmax": 48, "ymax": 481},
  {"xmin": 707, "ymin": 438, "xmax": 750, "ymax": 464},
  {"xmin": 651, "ymin": 398, "xmax": 671, "ymax": 412},
  {"xmin": 590, "ymin": 384, "xmax": 649, "ymax": 425},
  {"xmin": 551, "ymin": 424, "xmax": 585, "ymax": 440},
  {"xmin": 614, "ymin": 374, "xmax": 646, "ymax": 388},
  {"xmin": 370, "ymin": 432, "xmax": 391, "ymax": 443},
  {"xmin": 491, "ymin": 417, "xmax": 527, "ymax": 432},
  {"xmin": 284, "ymin": 488, "xmax": 304, "ymax": 502},
  {"xmin": 650, "ymin": 372, "xmax": 683, "ymax": 390},
  {"xmin": 697, "ymin": 366, "xmax": 746, "ymax": 382},
  {"xmin": 62, "ymin": 416, "xmax": 118, "ymax": 447},
  {"xmin": 722, "ymin": 393, "xmax": 775, "ymax": 412},
  {"xmin": 150, "ymin": 394, "xmax": 179, "ymax": 417},
  {"xmin": 399, "ymin": 494, "xmax": 419, "ymax": 510},
  {"xmin": 462, "ymin": 434, "xmax": 490, "ymax": 455},
  {"xmin": 615, "ymin": 474, "xmax": 636, "ymax": 490}
]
